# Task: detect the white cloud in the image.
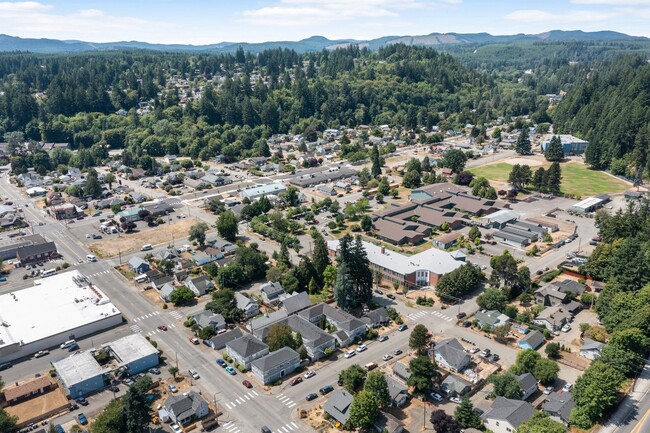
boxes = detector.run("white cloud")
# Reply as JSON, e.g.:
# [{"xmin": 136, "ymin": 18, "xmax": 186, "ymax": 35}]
[
  {"xmin": 241, "ymin": 0, "xmax": 460, "ymax": 26},
  {"xmin": 504, "ymin": 9, "xmax": 617, "ymax": 23},
  {"xmin": 0, "ymin": 1, "xmax": 173, "ymax": 42},
  {"xmin": 571, "ymin": 0, "xmax": 650, "ymax": 4}
]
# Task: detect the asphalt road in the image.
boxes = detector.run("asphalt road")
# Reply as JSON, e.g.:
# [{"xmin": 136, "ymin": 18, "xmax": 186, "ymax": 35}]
[{"xmin": 600, "ymin": 360, "xmax": 650, "ymax": 433}]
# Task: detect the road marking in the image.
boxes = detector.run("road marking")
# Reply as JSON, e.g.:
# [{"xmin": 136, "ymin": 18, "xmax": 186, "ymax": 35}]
[
  {"xmin": 282, "ymin": 427, "xmax": 290, "ymax": 433},
  {"xmin": 225, "ymin": 403, "xmax": 232, "ymax": 409},
  {"xmin": 169, "ymin": 323, "xmax": 176, "ymax": 328},
  {"xmin": 130, "ymin": 325, "xmax": 142, "ymax": 333},
  {"xmin": 252, "ymin": 391, "xmax": 259, "ymax": 396},
  {"xmin": 236, "ymin": 397, "xmax": 245, "ymax": 404},
  {"xmin": 229, "ymin": 401, "xmax": 236, "ymax": 407},
  {"xmin": 244, "ymin": 394, "xmax": 250, "ymax": 400},
  {"xmin": 290, "ymin": 422, "xmax": 298, "ymax": 428},
  {"xmin": 287, "ymin": 402, "xmax": 296, "ymax": 408},
  {"xmin": 276, "ymin": 393, "xmax": 284, "ymax": 399}
]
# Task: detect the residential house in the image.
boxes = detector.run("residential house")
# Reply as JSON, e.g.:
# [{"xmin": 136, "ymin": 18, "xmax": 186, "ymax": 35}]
[
  {"xmin": 253, "ymin": 315, "xmax": 335, "ymax": 360},
  {"xmin": 434, "ymin": 338, "xmax": 471, "ymax": 372},
  {"xmin": 298, "ymin": 303, "xmax": 366, "ymax": 347},
  {"xmin": 2, "ymin": 376, "xmax": 53, "ymax": 405},
  {"xmin": 533, "ymin": 305, "xmax": 572, "ymax": 331},
  {"xmin": 16, "ymin": 242, "xmax": 58, "ymax": 266},
  {"xmin": 516, "ymin": 373, "xmax": 538, "ymax": 400},
  {"xmin": 145, "ymin": 269, "xmax": 162, "ymax": 282},
  {"xmin": 226, "ymin": 335, "xmax": 269, "ymax": 370},
  {"xmin": 432, "ymin": 232, "xmax": 460, "ymax": 249},
  {"xmin": 247, "ymin": 310, "xmax": 288, "ymax": 333},
  {"xmin": 50, "ymin": 203, "xmax": 78, "ymax": 220},
  {"xmin": 392, "ymin": 362, "xmax": 411, "ymax": 383},
  {"xmin": 543, "ymin": 392, "xmax": 575, "ymax": 426},
  {"xmin": 323, "ymin": 390, "xmax": 354, "ymax": 425},
  {"xmin": 362, "ymin": 307, "xmax": 390, "ymax": 328},
  {"xmin": 260, "ymin": 281, "xmax": 284, "ymax": 303},
  {"xmin": 156, "ymin": 248, "xmax": 178, "ymax": 262},
  {"xmin": 281, "ymin": 291, "xmax": 312, "ymax": 315},
  {"xmin": 207, "ymin": 328, "xmax": 243, "ymax": 350},
  {"xmin": 234, "ymin": 293, "xmax": 259, "ymax": 319},
  {"xmin": 552, "ymin": 280, "xmax": 587, "ymax": 297},
  {"xmin": 251, "ymin": 347, "xmax": 300, "ymax": 385},
  {"xmin": 162, "ymin": 391, "xmax": 209, "ymax": 426},
  {"xmin": 386, "ymin": 376, "xmax": 410, "ymax": 408},
  {"xmin": 185, "ymin": 275, "xmax": 213, "ymax": 296},
  {"xmin": 475, "ymin": 310, "xmax": 511, "ymax": 329},
  {"xmin": 441, "ymin": 374, "xmax": 472, "ymax": 397},
  {"xmin": 128, "ymin": 257, "xmax": 150, "ymax": 275},
  {"xmin": 481, "ymin": 397, "xmax": 534, "ymax": 433},
  {"xmin": 158, "ymin": 283, "xmax": 175, "ymax": 302},
  {"xmin": 192, "ymin": 252, "xmax": 215, "ymax": 266},
  {"xmin": 192, "ymin": 312, "xmax": 226, "ymax": 332},
  {"xmin": 579, "ymin": 339, "xmax": 605, "ymax": 360},
  {"xmin": 534, "ymin": 286, "xmax": 568, "ymax": 307},
  {"xmin": 373, "ymin": 412, "xmax": 404, "ymax": 433},
  {"xmin": 518, "ymin": 330, "xmax": 545, "ymax": 351}
]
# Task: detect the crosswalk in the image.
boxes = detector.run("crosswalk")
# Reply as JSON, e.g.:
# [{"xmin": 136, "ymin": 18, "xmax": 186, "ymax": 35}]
[
  {"xmin": 222, "ymin": 421, "xmax": 241, "ymax": 433},
  {"xmin": 407, "ymin": 310, "xmax": 454, "ymax": 322},
  {"xmin": 269, "ymin": 422, "xmax": 301, "ymax": 433},
  {"xmin": 133, "ymin": 311, "xmax": 161, "ymax": 322},
  {"xmin": 130, "ymin": 324, "xmax": 142, "ymax": 333},
  {"xmin": 129, "ymin": 311, "xmax": 183, "ymax": 335},
  {"xmin": 87, "ymin": 270, "xmax": 110, "ymax": 278},
  {"xmin": 276, "ymin": 393, "xmax": 297, "ymax": 409},
  {"xmin": 224, "ymin": 390, "xmax": 259, "ymax": 410},
  {"xmin": 169, "ymin": 311, "xmax": 183, "ymax": 320}
]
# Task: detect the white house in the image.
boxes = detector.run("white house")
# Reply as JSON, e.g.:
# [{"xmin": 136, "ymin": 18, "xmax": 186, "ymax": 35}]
[{"xmin": 482, "ymin": 397, "xmax": 534, "ymax": 433}]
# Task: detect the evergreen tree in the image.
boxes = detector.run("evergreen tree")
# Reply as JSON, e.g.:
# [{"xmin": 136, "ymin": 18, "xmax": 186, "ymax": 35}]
[
  {"xmin": 515, "ymin": 127, "xmax": 531, "ymax": 155},
  {"xmin": 454, "ymin": 397, "xmax": 483, "ymax": 429},
  {"xmin": 311, "ymin": 231, "xmax": 330, "ymax": 276},
  {"xmin": 402, "ymin": 169, "xmax": 422, "ymax": 188},
  {"xmin": 545, "ymin": 135, "xmax": 565, "ymax": 162},
  {"xmin": 217, "ymin": 210, "xmax": 239, "ymax": 241},
  {"xmin": 123, "ymin": 376, "xmax": 152, "ymax": 433},
  {"xmin": 544, "ymin": 162, "xmax": 562, "ymax": 193},
  {"xmin": 84, "ymin": 169, "xmax": 103, "ymax": 198},
  {"xmin": 371, "ymin": 143, "xmax": 381, "ymax": 177},
  {"xmin": 409, "ymin": 324, "xmax": 430, "ymax": 355},
  {"xmin": 532, "ymin": 167, "xmax": 546, "ymax": 191}
]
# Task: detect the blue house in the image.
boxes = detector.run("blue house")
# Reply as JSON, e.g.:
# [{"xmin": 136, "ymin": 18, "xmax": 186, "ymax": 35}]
[{"xmin": 519, "ymin": 330, "xmax": 545, "ymax": 350}]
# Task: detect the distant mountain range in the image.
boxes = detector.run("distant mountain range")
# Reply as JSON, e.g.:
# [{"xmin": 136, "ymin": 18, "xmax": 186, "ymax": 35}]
[{"xmin": 0, "ymin": 30, "xmax": 645, "ymax": 54}]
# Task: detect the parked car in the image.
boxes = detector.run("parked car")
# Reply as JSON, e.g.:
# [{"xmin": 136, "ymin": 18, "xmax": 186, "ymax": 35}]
[
  {"xmin": 225, "ymin": 366, "xmax": 237, "ymax": 375},
  {"xmin": 398, "ymin": 324, "xmax": 408, "ymax": 332},
  {"xmin": 356, "ymin": 344, "xmax": 367, "ymax": 353},
  {"xmin": 392, "ymin": 349, "xmax": 403, "ymax": 356},
  {"xmin": 488, "ymin": 354, "xmax": 500, "ymax": 362},
  {"xmin": 344, "ymin": 350, "xmax": 356, "ymax": 359},
  {"xmin": 429, "ymin": 392, "xmax": 443, "ymax": 402},
  {"xmin": 319, "ymin": 385, "xmax": 334, "ymax": 395},
  {"xmin": 242, "ymin": 380, "xmax": 252, "ymax": 388},
  {"xmin": 75, "ymin": 397, "xmax": 89, "ymax": 406},
  {"xmin": 304, "ymin": 370, "xmax": 316, "ymax": 379},
  {"xmin": 189, "ymin": 337, "xmax": 200, "ymax": 345},
  {"xmin": 479, "ymin": 349, "xmax": 491, "ymax": 357},
  {"xmin": 469, "ymin": 347, "xmax": 479, "ymax": 354},
  {"xmin": 216, "ymin": 359, "xmax": 226, "ymax": 367},
  {"xmin": 456, "ymin": 312, "xmax": 467, "ymax": 319},
  {"xmin": 387, "ymin": 293, "xmax": 396, "ymax": 300},
  {"xmin": 382, "ymin": 354, "xmax": 393, "ymax": 361},
  {"xmin": 543, "ymin": 386, "xmax": 554, "ymax": 395},
  {"xmin": 34, "ymin": 350, "xmax": 49, "ymax": 358},
  {"xmin": 171, "ymin": 424, "xmax": 183, "ymax": 433},
  {"xmin": 305, "ymin": 393, "xmax": 318, "ymax": 401},
  {"xmin": 168, "ymin": 384, "xmax": 178, "ymax": 393},
  {"xmin": 463, "ymin": 321, "xmax": 472, "ymax": 328},
  {"xmin": 77, "ymin": 413, "xmax": 88, "ymax": 425},
  {"xmin": 378, "ymin": 335, "xmax": 388, "ymax": 342},
  {"xmin": 561, "ymin": 324, "xmax": 571, "ymax": 333},
  {"xmin": 54, "ymin": 425, "xmax": 64, "ymax": 433},
  {"xmin": 562, "ymin": 383, "xmax": 573, "ymax": 392},
  {"xmin": 149, "ymin": 368, "xmax": 160, "ymax": 375},
  {"xmin": 450, "ymin": 396, "xmax": 461, "ymax": 404},
  {"xmin": 189, "ymin": 369, "xmax": 200, "ymax": 380},
  {"xmin": 290, "ymin": 377, "xmax": 303, "ymax": 386}
]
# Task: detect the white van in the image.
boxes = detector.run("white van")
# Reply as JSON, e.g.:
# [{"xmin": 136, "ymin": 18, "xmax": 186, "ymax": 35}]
[
  {"xmin": 140, "ymin": 244, "xmax": 153, "ymax": 251},
  {"xmin": 134, "ymin": 274, "xmax": 148, "ymax": 283},
  {"xmin": 86, "ymin": 254, "xmax": 97, "ymax": 262},
  {"xmin": 41, "ymin": 269, "xmax": 57, "ymax": 277},
  {"xmin": 60, "ymin": 339, "xmax": 76, "ymax": 349}
]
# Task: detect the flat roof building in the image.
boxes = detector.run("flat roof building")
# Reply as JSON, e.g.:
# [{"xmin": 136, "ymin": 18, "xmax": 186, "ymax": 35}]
[
  {"xmin": 571, "ymin": 196, "xmax": 606, "ymax": 214},
  {"xmin": 240, "ymin": 183, "xmax": 287, "ymax": 201},
  {"xmin": 540, "ymin": 134, "xmax": 589, "ymax": 155},
  {"xmin": 0, "ymin": 271, "xmax": 122, "ymax": 363}
]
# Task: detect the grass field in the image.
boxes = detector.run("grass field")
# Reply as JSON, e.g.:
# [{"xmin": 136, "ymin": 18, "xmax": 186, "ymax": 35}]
[{"xmin": 470, "ymin": 162, "xmax": 630, "ymax": 197}]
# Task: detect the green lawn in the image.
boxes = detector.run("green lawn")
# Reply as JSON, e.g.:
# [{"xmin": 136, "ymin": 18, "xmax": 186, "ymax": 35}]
[{"xmin": 470, "ymin": 162, "xmax": 629, "ymax": 197}]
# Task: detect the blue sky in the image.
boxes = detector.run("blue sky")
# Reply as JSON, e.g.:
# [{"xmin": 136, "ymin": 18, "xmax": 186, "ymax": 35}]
[{"xmin": 0, "ymin": 0, "xmax": 649, "ymax": 43}]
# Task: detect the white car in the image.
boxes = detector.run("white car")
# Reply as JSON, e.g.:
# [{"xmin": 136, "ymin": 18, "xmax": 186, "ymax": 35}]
[
  {"xmin": 304, "ymin": 370, "xmax": 316, "ymax": 379},
  {"xmin": 168, "ymin": 384, "xmax": 178, "ymax": 393},
  {"xmin": 356, "ymin": 344, "xmax": 367, "ymax": 353},
  {"xmin": 189, "ymin": 369, "xmax": 200, "ymax": 380},
  {"xmin": 543, "ymin": 386, "xmax": 554, "ymax": 395},
  {"xmin": 344, "ymin": 350, "xmax": 356, "ymax": 359},
  {"xmin": 171, "ymin": 423, "xmax": 183, "ymax": 433},
  {"xmin": 561, "ymin": 324, "xmax": 571, "ymax": 333},
  {"xmin": 450, "ymin": 396, "xmax": 461, "ymax": 404},
  {"xmin": 562, "ymin": 383, "xmax": 573, "ymax": 392}
]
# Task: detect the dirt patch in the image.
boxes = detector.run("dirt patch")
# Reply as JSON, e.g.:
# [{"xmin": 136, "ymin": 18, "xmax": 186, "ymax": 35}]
[
  {"xmin": 505, "ymin": 157, "xmax": 545, "ymax": 167},
  {"xmin": 304, "ymin": 405, "xmax": 338, "ymax": 433},
  {"xmin": 5, "ymin": 387, "xmax": 68, "ymax": 426},
  {"xmin": 142, "ymin": 287, "xmax": 167, "ymax": 307},
  {"xmin": 88, "ymin": 218, "xmax": 201, "ymax": 257}
]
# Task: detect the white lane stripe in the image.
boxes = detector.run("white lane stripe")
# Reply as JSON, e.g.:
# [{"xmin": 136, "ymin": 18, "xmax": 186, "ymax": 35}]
[
  {"xmin": 285, "ymin": 424, "xmax": 294, "ymax": 430},
  {"xmin": 244, "ymin": 394, "xmax": 250, "ymax": 400},
  {"xmin": 223, "ymin": 421, "xmax": 232, "ymax": 427},
  {"xmin": 282, "ymin": 427, "xmax": 289, "ymax": 433},
  {"xmin": 291, "ymin": 422, "xmax": 298, "ymax": 428},
  {"xmin": 230, "ymin": 401, "xmax": 236, "ymax": 407},
  {"xmin": 253, "ymin": 391, "xmax": 259, "ymax": 396},
  {"xmin": 247, "ymin": 392, "xmax": 255, "ymax": 398},
  {"xmin": 287, "ymin": 402, "xmax": 296, "ymax": 408}
]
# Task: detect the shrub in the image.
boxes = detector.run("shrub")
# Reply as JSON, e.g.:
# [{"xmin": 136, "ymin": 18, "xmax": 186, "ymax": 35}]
[
  {"xmin": 62, "ymin": 262, "xmax": 70, "ymax": 269},
  {"xmin": 162, "ymin": 303, "xmax": 168, "ymax": 310},
  {"xmin": 237, "ymin": 365, "xmax": 245, "ymax": 372}
]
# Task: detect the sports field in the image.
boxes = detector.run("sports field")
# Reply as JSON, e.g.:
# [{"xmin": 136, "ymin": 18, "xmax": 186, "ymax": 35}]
[{"xmin": 470, "ymin": 161, "xmax": 629, "ymax": 197}]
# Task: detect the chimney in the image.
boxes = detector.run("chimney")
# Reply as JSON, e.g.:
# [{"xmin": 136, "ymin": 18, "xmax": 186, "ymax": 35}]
[{"xmin": 380, "ymin": 246, "xmax": 385, "ymax": 254}]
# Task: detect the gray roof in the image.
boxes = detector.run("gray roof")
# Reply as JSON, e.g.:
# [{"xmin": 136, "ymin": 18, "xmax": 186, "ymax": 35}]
[
  {"xmin": 520, "ymin": 330, "xmax": 545, "ymax": 348},
  {"xmin": 260, "ymin": 281, "xmax": 284, "ymax": 299},
  {"xmin": 159, "ymin": 283, "xmax": 175, "ymax": 298},
  {"xmin": 386, "ymin": 376, "xmax": 408, "ymax": 401},
  {"xmin": 435, "ymin": 338, "xmax": 471, "ymax": 371},
  {"xmin": 235, "ymin": 293, "xmax": 258, "ymax": 310},
  {"xmin": 543, "ymin": 391, "xmax": 575, "ymax": 422},
  {"xmin": 226, "ymin": 335, "xmax": 268, "ymax": 358},
  {"xmin": 298, "ymin": 303, "xmax": 365, "ymax": 333},
  {"xmin": 364, "ymin": 307, "xmax": 389, "ymax": 324},
  {"xmin": 16, "ymin": 241, "xmax": 57, "ymax": 259},
  {"xmin": 255, "ymin": 315, "xmax": 335, "ymax": 351},
  {"xmin": 128, "ymin": 256, "xmax": 148, "ymax": 270},
  {"xmin": 282, "ymin": 291, "xmax": 312, "ymax": 315},
  {"xmin": 581, "ymin": 338, "xmax": 605, "ymax": 352},
  {"xmin": 475, "ymin": 310, "xmax": 510, "ymax": 327},
  {"xmin": 516, "ymin": 373, "xmax": 537, "ymax": 392},
  {"xmin": 323, "ymin": 389, "xmax": 354, "ymax": 424},
  {"xmin": 249, "ymin": 310, "xmax": 288, "ymax": 331},
  {"xmin": 482, "ymin": 397, "xmax": 534, "ymax": 428},
  {"xmin": 251, "ymin": 346, "xmax": 299, "ymax": 372},
  {"xmin": 208, "ymin": 328, "xmax": 242, "ymax": 349},
  {"xmin": 535, "ymin": 305, "xmax": 572, "ymax": 323},
  {"xmin": 552, "ymin": 280, "xmax": 586, "ymax": 296},
  {"xmin": 193, "ymin": 312, "xmax": 225, "ymax": 329},
  {"xmin": 392, "ymin": 362, "xmax": 410, "ymax": 382},
  {"xmin": 164, "ymin": 391, "xmax": 207, "ymax": 421},
  {"xmin": 441, "ymin": 374, "xmax": 472, "ymax": 396},
  {"xmin": 535, "ymin": 286, "xmax": 567, "ymax": 301}
]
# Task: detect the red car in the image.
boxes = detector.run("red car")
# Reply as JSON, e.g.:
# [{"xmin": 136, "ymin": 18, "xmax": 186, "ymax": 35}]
[
  {"xmin": 242, "ymin": 380, "xmax": 252, "ymax": 388},
  {"xmin": 157, "ymin": 325, "xmax": 168, "ymax": 331},
  {"xmin": 290, "ymin": 377, "xmax": 303, "ymax": 386}
]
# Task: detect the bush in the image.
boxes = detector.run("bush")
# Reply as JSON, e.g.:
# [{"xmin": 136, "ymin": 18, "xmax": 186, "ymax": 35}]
[
  {"xmin": 162, "ymin": 303, "xmax": 168, "ymax": 310},
  {"xmin": 237, "ymin": 365, "xmax": 245, "ymax": 372},
  {"xmin": 366, "ymin": 328, "xmax": 379, "ymax": 340},
  {"xmin": 416, "ymin": 296, "xmax": 434, "ymax": 306},
  {"xmin": 62, "ymin": 262, "xmax": 70, "ymax": 269},
  {"xmin": 272, "ymin": 379, "xmax": 283, "ymax": 386}
]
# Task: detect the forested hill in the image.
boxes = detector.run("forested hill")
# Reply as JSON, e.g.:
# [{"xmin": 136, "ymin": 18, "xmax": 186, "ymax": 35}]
[
  {"xmin": 553, "ymin": 55, "xmax": 650, "ymax": 173},
  {"xmin": 0, "ymin": 45, "xmax": 537, "ymax": 172}
]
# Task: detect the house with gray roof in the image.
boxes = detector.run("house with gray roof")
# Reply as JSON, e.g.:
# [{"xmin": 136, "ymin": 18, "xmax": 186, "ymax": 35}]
[
  {"xmin": 482, "ymin": 397, "xmax": 534, "ymax": 433},
  {"xmin": 580, "ymin": 338, "xmax": 605, "ymax": 360},
  {"xmin": 226, "ymin": 335, "xmax": 269, "ymax": 370},
  {"xmin": 207, "ymin": 328, "xmax": 242, "ymax": 350},
  {"xmin": 192, "ymin": 312, "xmax": 226, "ymax": 332},
  {"xmin": 323, "ymin": 390, "xmax": 354, "ymax": 425},
  {"xmin": 298, "ymin": 303, "xmax": 366, "ymax": 346},
  {"xmin": 251, "ymin": 347, "xmax": 300, "ymax": 385},
  {"xmin": 392, "ymin": 362, "xmax": 410, "ymax": 383},
  {"xmin": 516, "ymin": 373, "xmax": 538, "ymax": 400},
  {"xmin": 475, "ymin": 310, "xmax": 511, "ymax": 329},
  {"xmin": 518, "ymin": 330, "xmax": 545, "ymax": 351},
  {"xmin": 434, "ymin": 338, "xmax": 471, "ymax": 372},
  {"xmin": 247, "ymin": 310, "xmax": 288, "ymax": 333},
  {"xmin": 362, "ymin": 307, "xmax": 390, "ymax": 328},
  {"xmin": 185, "ymin": 275, "xmax": 213, "ymax": 296},
  {"xmin": 253, "ymin": 315, "xmax": 335, "ymax": 360},
  {"xmin": 552, "ymin": 280, "xmax": 586, "ymax": 297},
  {"xmin": 162, "ymin": 391, "xmax": 209, "ymax": 426},
  {"xmin": 543, "ymin": 391, "xmax": 575, "ymax": 426},
  {"xmin": 128, "ymin": 256, "xmax": 150, "ymax": 274},
  {"xmin": 386, "ymin": 376, "xmax": 410, "ymax": 408},
  {"xmin": 441, "ymin": 374, "xmax": 472, "ymax": 397},
  {"xmin": 373, "ymin": 412, "xmax": 404, "ymax": 433},
  {"xmin": 235, "ymin": 293, "xmax": 259, "ymax": 319},
  {"xmin": 158, "ymin": 283, "xmax": 175, "ymax": 302},
  {"xmin": 533, "ymin": 305, "xmax": 572, "ymax": 331},
  {"xmin": 535, "ymin": 286, "xmax": 568, "ymax": 307},
  {"xmin": 152, "ymin": 275, "xmax": 174, "ymax": 290},
  {"xmin": 281, "ymin": 291, "xmax": 312, "ymax": 315},
  {"xmin": 260, "ymin": 281, "xmax": 284, "ymax": 303},
  {"xmin": 156, "ymin": 248, "xmax": 178, "ymax": 261}
]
